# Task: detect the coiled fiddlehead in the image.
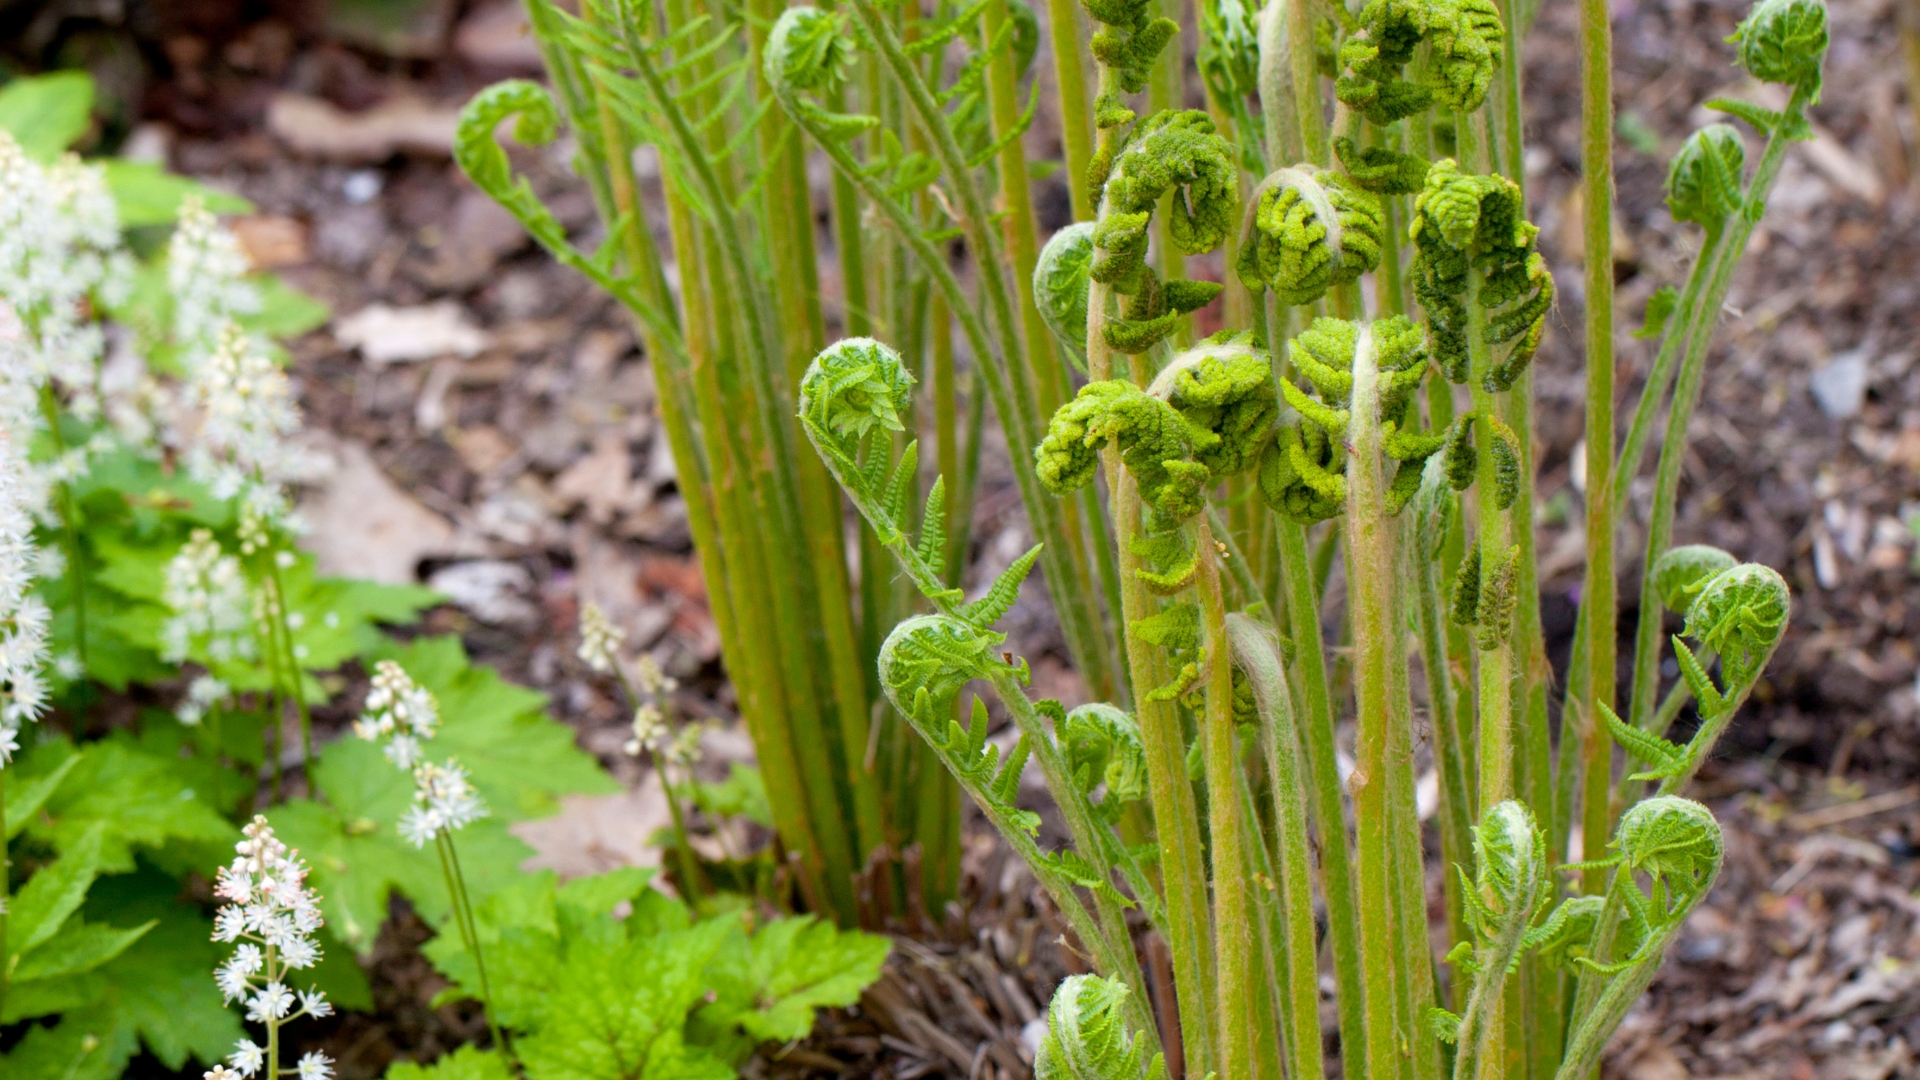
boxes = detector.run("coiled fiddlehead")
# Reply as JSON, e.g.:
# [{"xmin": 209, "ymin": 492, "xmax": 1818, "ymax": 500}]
[
  {"xmin": 1148, "ymin": 333, "xmax": 1279, "ymax": 478},
  {"xmin": 1649, "ymin": 544, "xmax": 1738, "ymax": 616},
  {"xmin": 1730, "ymin": 0, "xmax": 1828, "ymax": 99},
  {"xmin": 1234, "ymin": 167, "xmax": 1385, "ymax": 306},
  {"xmin": 1409, "ymin": 159, "xmax": 1554, "ymax": 391},
  {"xmin": 455, "ymin": 80, "xmax": 669, "ymax": 339},
  {"xmin": 1091, "ymin": 111, "xmax": 1240, "ymax": 292},
  {"xmin": 1555, "ymin": 797, "xmax": 1724, "ymax": 1080},
  {"xmin": 1682, "ymin": 562, "xmax": 1789, "ymax": 693},
  {"xmin": 1064, "ymin": 703, "xmax": 1150, "ymax": 818},
  {"xmin": 1665, "ymin": 125, "xmax": 1746, "ymax": 232},
  {"xmin": 1335, "ymin": 0, "xmax": 1506, "ymax": 125},
  {"xmin": 1035, "ymin": 975, "xmax": 1168, "ymax": 1080},
  {"xmin": 766, "ymin": 8, "xmax": 882, "ymax": 142},
  {"xmin": 1039, "ymin": 381, "xmax": 1212, "ymax": 522},
  {"xmin": 1040, "ymin": 336, "xmax": 1274, "ymax": 525},
  {"xmin": 1258, "ymin": 317, "xmax": 1441, "ymax": 522},
  {"xmin": 1036, "ymin": 223, "xmax": 1096, "ymax": 371},
  {"xmin": 1602, "ymin": 561, "xmax": 1788, "ymax": 793},
  {"xmin": 1433, "ymin": 801, "xmax": 1549, "ymax": 1077}
]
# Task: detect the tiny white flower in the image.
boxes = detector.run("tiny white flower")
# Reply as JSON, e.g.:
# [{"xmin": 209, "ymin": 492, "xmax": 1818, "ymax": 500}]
[
  {"xmin": 206, "ymin": 1066, "xmax": 241, "ymax": 1080},
  {"xmin": 246, "ymin": 982, "xmax": 294, "ymax": 1022},
  {"xmin": 279, "ymin": 934, "xmax": 320, "ymax": 970},
  {"xmin": 300, "ymin": 988, "xmax": 333, "ymax": 1019},
  {"xmin": 296, "ymin": 1051, "xmax": 334, "ymax": 1080},
  {"xmin": 577, "ymin": 602, "xmax": 625, "ymax": 673},
  {"xmin": 228, "ymin": 1040, "xmax": 264, "ymax": 1078}
]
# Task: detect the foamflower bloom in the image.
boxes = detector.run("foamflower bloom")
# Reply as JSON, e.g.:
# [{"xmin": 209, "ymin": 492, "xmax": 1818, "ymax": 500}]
[
  {"xmin": 398, "ymin": 759, "xmax": 489, "ymax": 848},
  {"xmin": 210, "ymin": 817, "xmax": 332, "ymax": 1077}
]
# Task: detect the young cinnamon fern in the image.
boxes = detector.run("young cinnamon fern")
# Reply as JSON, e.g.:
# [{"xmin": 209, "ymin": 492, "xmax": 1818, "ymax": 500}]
[{"xmin": 473, "ymin": 0, "xmax": 1826, "ymax": 1074}]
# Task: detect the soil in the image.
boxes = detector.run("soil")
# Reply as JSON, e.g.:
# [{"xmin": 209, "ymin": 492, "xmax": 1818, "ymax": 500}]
[{"xmin": 21, "ymin": 0, "xmax": 1920, "ymax": 1075}]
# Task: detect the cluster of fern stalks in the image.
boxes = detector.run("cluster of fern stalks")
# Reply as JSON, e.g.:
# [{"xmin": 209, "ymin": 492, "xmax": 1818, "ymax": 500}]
[{"xmin": 459, "ymin": 0, "xmax": 1829, "ymax": 1075}]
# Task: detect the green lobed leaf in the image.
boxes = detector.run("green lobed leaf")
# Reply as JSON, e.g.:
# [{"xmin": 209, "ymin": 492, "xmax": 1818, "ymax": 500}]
[{"xmin": 0, "ymin": 71, "xmax": 95, "ymax": 160}]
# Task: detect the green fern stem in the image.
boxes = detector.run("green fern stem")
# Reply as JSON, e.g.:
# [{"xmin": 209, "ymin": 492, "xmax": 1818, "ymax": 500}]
[
  {"xmin": 1196, "ymin": 516, "xmax": 1259, "ymax": 1080},
  {"xmin": 983, "ymin": 0, "xmax": 1126, "ymax": 696},
  {"xmin": 1227, "ymin": 613, "xmax": 1328, "ymax": 1080},
  {"xmin": 1625, "ymin": 84, "xmax": 1809, "ymax": 745},
  {"xmin": 747, "ymin": 0, "xmax": 891, "ymax": 879},
  {"xmin": 1046, "ymin": 0, "xmax": 1099, "ymax": 221},
  {"xmin": 1276, "ymin": 514, "xmax": 1369, "ymax": 1079},
  {"xmin": 1343, "ymin": 322, "xmax": 1422, "ymax": 1080},
  {"xmin": 1577, "ymin": 0, "xmax": 1620, "ymax": 921},
  {"xmin": 1285, "ymin": 0, "xmax": 1329, "ymax": 165},
  {"xmin": 1081, "ymin": 108, "xmax": 1217, "ymax": 1069},
  {"xmin": 612, "ymin": 6, "xmax": 867, "ymax": 920},
  {"xmin": 1415, "ymin": 504, "xmax": 1477, "ymax": 968},
  {"xmin": 845, "ymin": 0, "xmax": 1121, "ymax": 700},
  {"xmin": 662, "ymin": 173, "xmax": 839, "ymax": 917}
]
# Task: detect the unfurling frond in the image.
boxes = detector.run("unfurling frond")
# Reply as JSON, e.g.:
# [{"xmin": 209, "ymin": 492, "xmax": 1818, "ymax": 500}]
[
  {"xmin": 1037, "ymin": 381, "xmax": 1210, "ymax": 521},
  {"xmin": 876, "ymin": 614, "xmax": 1006, "ymax": 718},
  {"xmin": 1035, "ymin": 223, "xmax": 1096, "ymax": 371},
  {"xmin": 1665, "ymin": 125, "xmax": 1746, "ymax": 231},
  {"xmin": 1680, "ymin": 562, "xmax": 1789, "ymax": 691},
  {"xmin": 1335, "ymin": 0, "xmax": 1505, "ymax": 124},
  {"xmin": 1235, "ymin": 166, "xmax": 1384, "ymax": 306},
  {"xmin": 1064, "ymin": 703, "xmax": 1150, "ymax": 811},
  {"xmin": 798, "ymin": 337, "xmax": 916, "ymax": 440},
  {"xmin": 1149, "ymin": 334, "xmax": 1278, "ymax": 477},
  {"xmin": 1409, "ymin": 159, "xmax": 1553, "ymax": 390},
  {"xmin": 1092, "ymin": 111, "xmax": 1240, "ymax": 290},
  {"xmin": 1730, "ymin": 0, "xmax": 1828, "ymax": 99},
  {"xmin": 765, "ymin": 8, "xmax": 878, "ymax": 143},
  {"xmin": 1333, "ymin": 136, "xmax": 1434, "ymax": 194},
  {"xmin": 1035, "ymin": 975, "xmax": 1166, "ymax": 1080},
  {"xmin": 1649, "ymin": 544, "xmax": 1738, "ymax": 615}
]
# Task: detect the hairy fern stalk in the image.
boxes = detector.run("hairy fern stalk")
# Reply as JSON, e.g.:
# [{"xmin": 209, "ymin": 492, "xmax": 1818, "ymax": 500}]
[{"xmin": 474, "ymin": 0, "xmax": 1828, "ymax": 1073}]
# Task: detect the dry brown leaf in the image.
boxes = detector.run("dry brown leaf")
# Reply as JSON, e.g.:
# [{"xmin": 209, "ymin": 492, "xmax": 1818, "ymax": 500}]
[
  {"xmin": 266, "ymin": 91, "xmax": 462, "ymax": 161},
  {"xmin": 297, "ymin": 437, "xmax": 460, "ymax": 585},
  {"xmin": 230, "ymin": 215, "xmax": 309, "ymax": 270}
]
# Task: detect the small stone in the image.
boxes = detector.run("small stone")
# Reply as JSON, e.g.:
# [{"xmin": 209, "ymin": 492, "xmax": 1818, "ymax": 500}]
[{"xmin": 1810, "ymin": 349, "xmax": 1870, "ymax": 419}]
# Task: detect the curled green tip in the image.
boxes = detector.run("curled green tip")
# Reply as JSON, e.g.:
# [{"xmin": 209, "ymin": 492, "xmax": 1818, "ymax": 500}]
[
  {"xmin": 1034, "ymin": 223, "xmax": 1096, "ymax": 372},
  {"xmin": 1614, "ymin": 795, "xmax": 1724, "ymax": 890},
  {"xmin": 1649, "ymin": 544, "xmax": 1738, "ymax": 614},
  {"xmin": 1682, "ymin": 561, "xmax": 1790, "ymax": 674},
  {"xmin": 1236, "ymin": 166, "xmax": 1385, "ymax": 307},
  {"xmin": 799, "ymin": 337, "xmax": 916, "ymax": 439},
  {"xmin": 1665, "ymin": 124, "xmax": 1746, "ymax": 229},
  {"xmin": 1731, "ymin": 0, "xmax": 1828, "ymax": 98},
  {"xmin": 767, "ymin": 6, "xmax": 858, "ymax": 93}
]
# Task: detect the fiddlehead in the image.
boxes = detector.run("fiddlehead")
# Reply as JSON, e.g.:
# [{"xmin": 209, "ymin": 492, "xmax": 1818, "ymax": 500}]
[
  {"xmin": 455, "ymin": 80, "xmax": 668, "ymax": 336},
  {"xmin": 1335, "ymin": 0, "xmax": 1506, "ymax": 125},
  {"xmin": 1035, "ymin": 975, "xmax": 1168, "ymax": 1080},
  {"xmin": 1234, "ymin": 166, "xmax": 1385, "ymax": 306},
  {"xmin": 1434, "ymin": 801, "xmax": 1549, "ymax": 1074},
  {"xmin": 1730, "ymin": 0, "xmax": 1828, "ymax": 100},
  {"xmin": 1039, "ymin": 381, "xmax": 1213, "ymax": 523},
  {"xmin": 1409, "ymin": 159, "xmax": 1554, "ymax": 391},
  {"xmin": 1258, "ymin": 317, "xmax": 1442, "ymax": 523},
  {"xmin": 1555, "ymin": 798, "xmax": 1724, "ymax": 1080},
  {"xmin": 1036, "ymin": 223, "xmax": 1096, "ymax": 371},
  {"xmin": 1603, "ymin": 559, "xmax": 1788, "ymax": 788},
  {"xmin": 1681, "ymin": 561, "xmax": 1789, "ymax": 693},
  {"xmin": 1091, "ymin": 110, "xmax": 1240, "ymax": 292},
  {"xmin": 1064, "ymin": 703, "xmax": 1150, "ymax": 817},
  {"xmin": 1664, "ymin": 125, "xmax": 1746, "ymax": 232},
  {"xmin": 1648, "ymin": 544, "xmax": 1738, "ymax": 616},
  {"xmin": 1148, "ymin": 333, "xmax": 1280, "ymax": 478}
]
